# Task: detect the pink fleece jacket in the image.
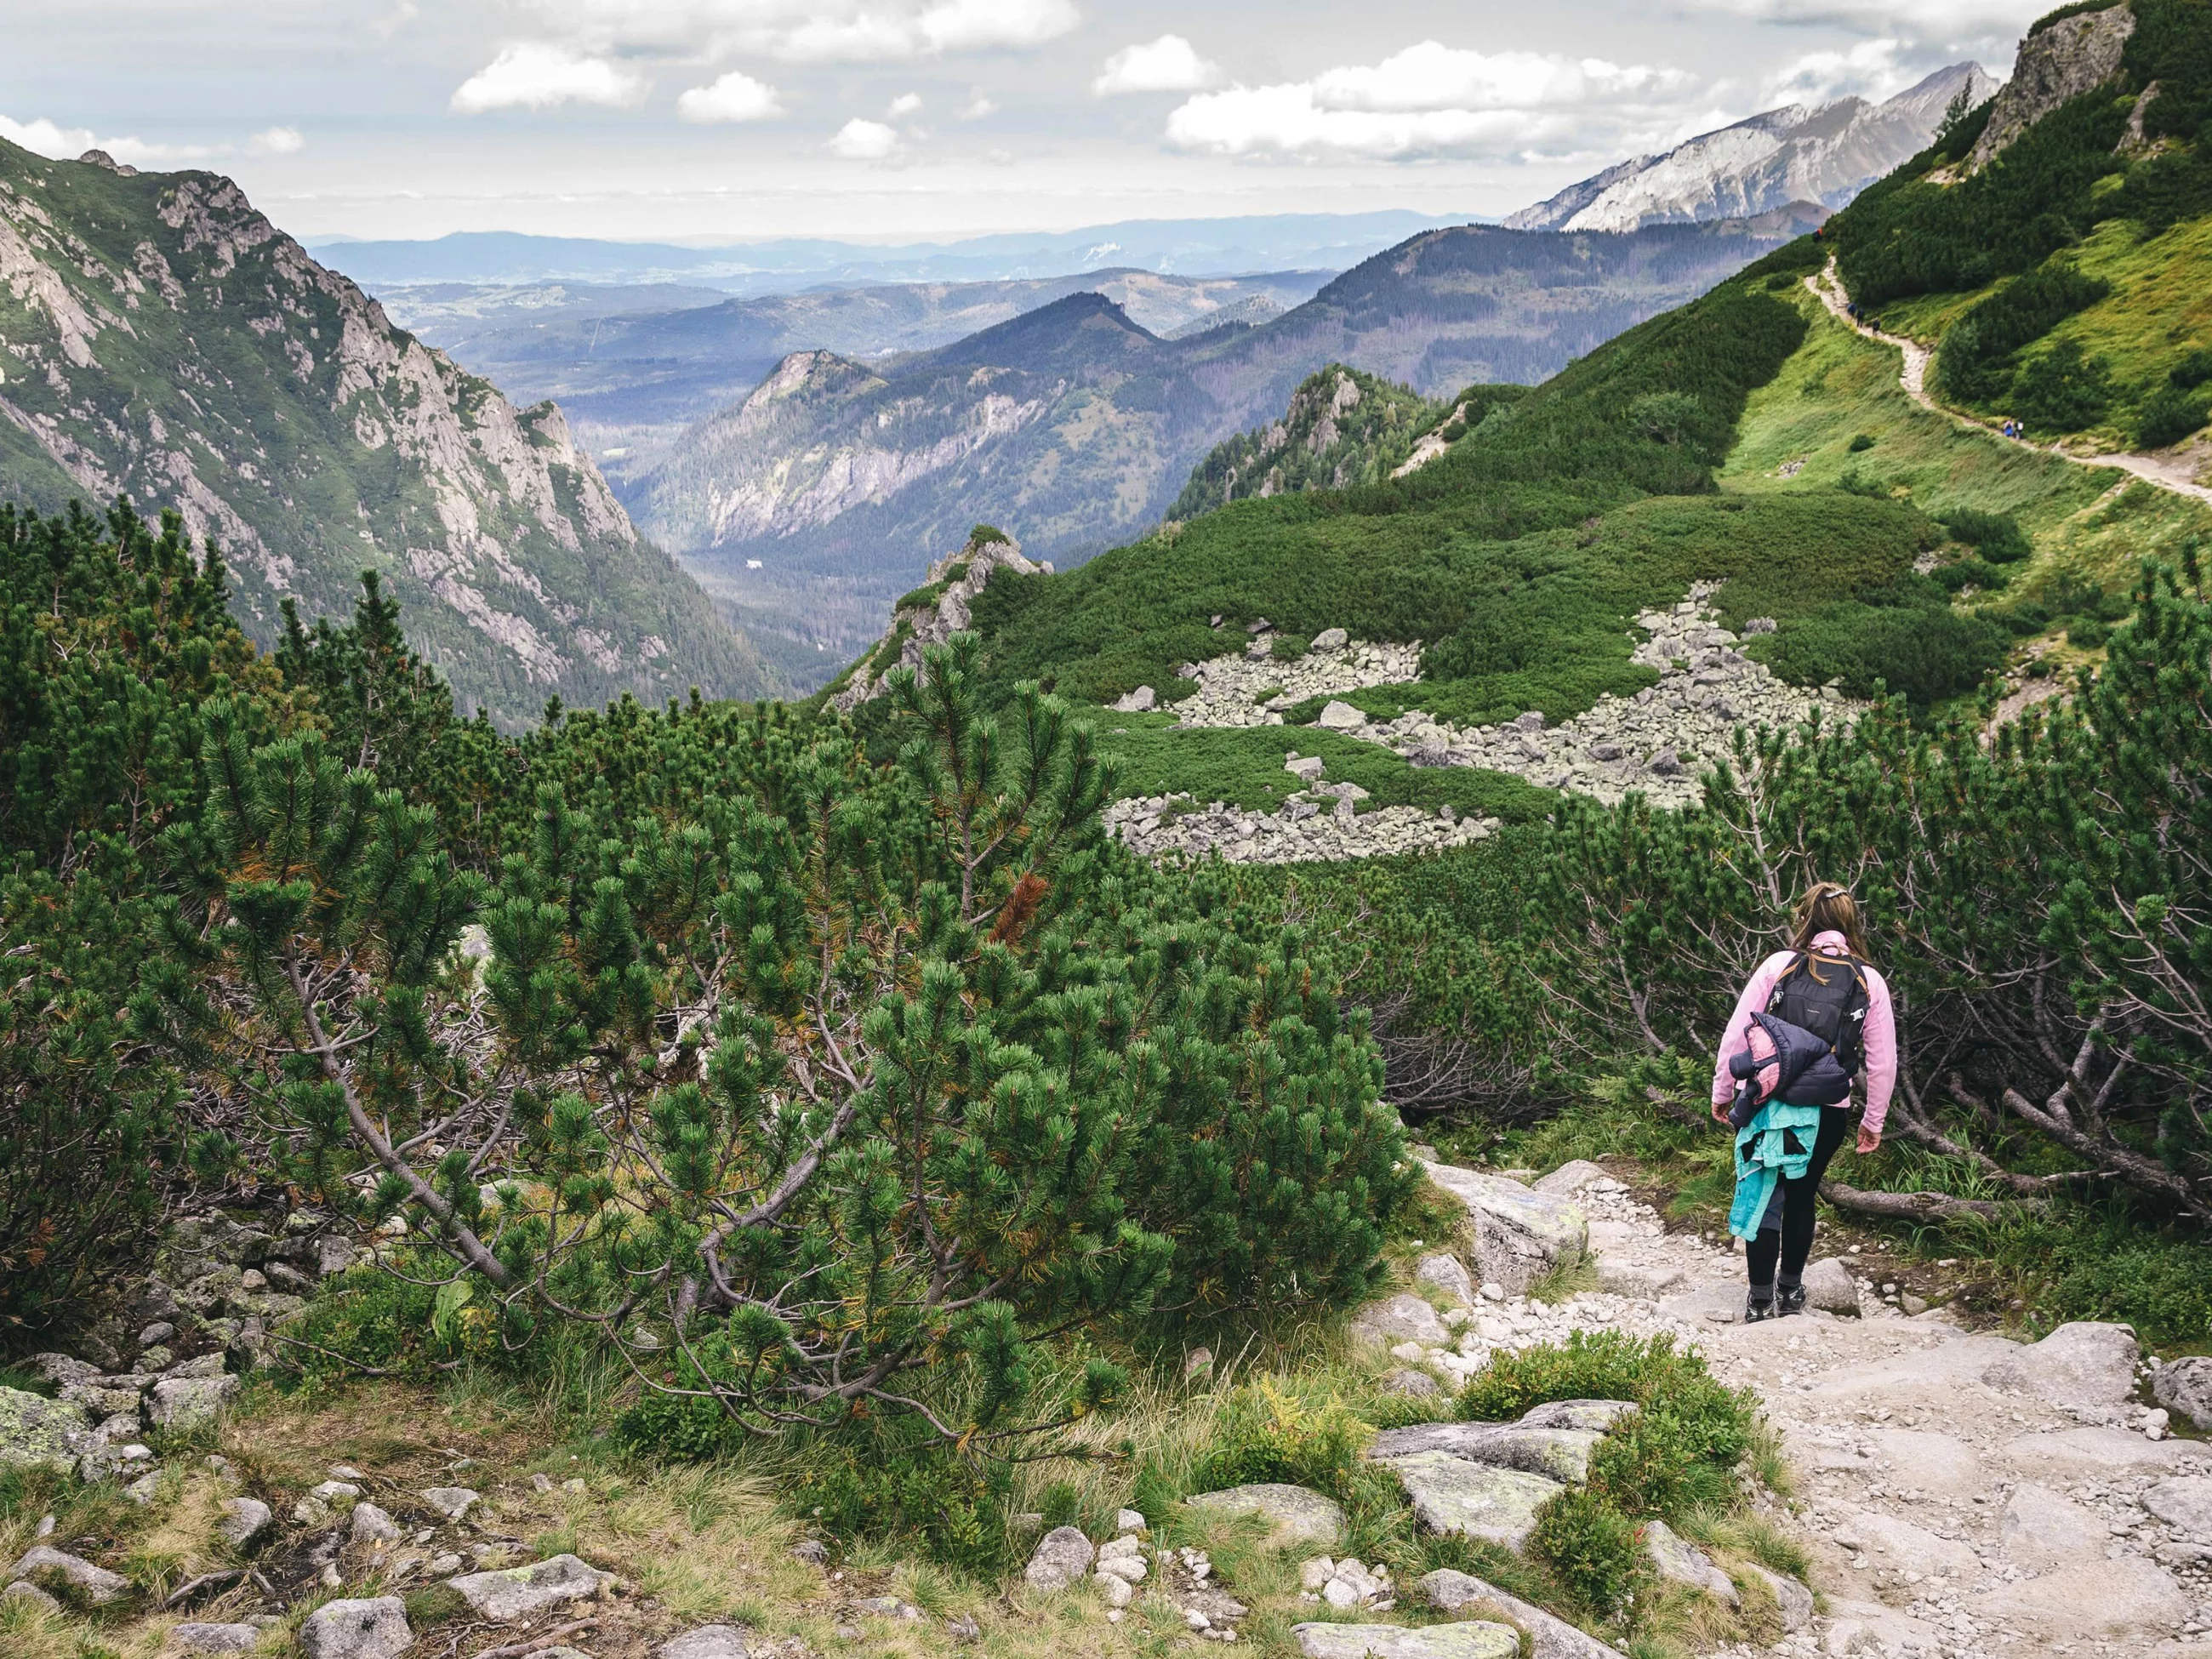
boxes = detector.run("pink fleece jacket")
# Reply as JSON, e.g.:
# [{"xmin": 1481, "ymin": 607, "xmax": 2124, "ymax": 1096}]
[{"xmin": 1709, "ymin": 929, "xmax": 1896, "ymax": 1132}]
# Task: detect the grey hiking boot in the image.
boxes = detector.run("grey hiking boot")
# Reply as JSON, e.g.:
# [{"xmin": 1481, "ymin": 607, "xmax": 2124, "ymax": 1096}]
[
  {"xmin": 1745, "ymin": 1292, "xmax": 1779, "ymax": 1323},
  {"xmin": 1777, "ymin": 1283, "xmax": 1808, "ymax": 1317}
]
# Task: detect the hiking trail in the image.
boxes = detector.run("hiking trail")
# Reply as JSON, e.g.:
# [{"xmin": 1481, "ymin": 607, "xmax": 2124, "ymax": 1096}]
[{"xmin": 1805, "ymin": 261, "xmax": 2212, "ymax": 508}]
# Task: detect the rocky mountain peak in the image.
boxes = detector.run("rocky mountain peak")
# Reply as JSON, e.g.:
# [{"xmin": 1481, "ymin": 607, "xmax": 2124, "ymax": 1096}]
[{"xmin": 1970, "ymin": 3, "xmax": 2136, "ymax": 168}]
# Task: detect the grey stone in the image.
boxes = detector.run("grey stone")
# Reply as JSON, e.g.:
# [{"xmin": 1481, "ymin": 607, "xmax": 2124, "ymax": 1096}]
[
  {"xmin": 219, "ymin": 1497, "xmax": 274, "ymax": 1548},
  {"xmin": 1376, "ymin": 1454, "xmax": 1562, "ymax": 1548},
  {"xmin": 1293, "ymin": 1620, "xmax": 1522, "ymax": 1658},
  {"xmin": 1420, "ymin": 1164, "xmax": 1587, "ymax": 1296},
  {"xmin": 1981, "ymin": 1320, "xmax": 2139, "ymax": 1413},
  {"xmin": 1365, "ymin": 1422, "xmax": 1603, "ymax": 1485},
  {"xmin": 1351, "ymin": 1293, "xmax": 1451, "ymax": 1349},
  {"xmin": 1594, "ymin": 1258, "xmax": 1683, "ymax": 1298},
  {"xmin": 1641, "ymin": 1519, "xmax": 1736, "ymax": 1605},
  {"xmin": 2002, "ymin": 1482, "xmax": 2107, "ymax": 1566},
  {"xmin": 1382, "ymin": 1368, "xmax": 1442, "ymax": 1399},
  {"xmin": 1531, "ymin": 1160, "xmax": 1608, "ymax": 1195},
  {"xmin": 1317, "ymin": 700, "xmax": 1368, "ymax": 730},
  {"xmin": 1111, "ymin": 685, "xmax": 1156, "ymax": 714},
  {"xmin": 2145, "ymin": 1475, "xmax": 2212, "ymax": 1534},
  {"xmin": 0, "ymin": 1386, "xmax": 93, "ymax": 1474},
  {"xmin": 2, "ymin": 1579, "xmax": 60, "ymax": 1612},
  {"xmin": 1285, "ymin": 754, "xmax": 1327, "ymax": 783},
  {"xmin": 169, "ymin": 1353, "xmax": 230, "ymax": 1380},
  {"xmin": 1311, "ymin": 629, "xmax": 1349, "ymax": 652},
  {"xmin": 1116, "ymin": 1508, "xmax": 1146, "ymax": 1533},
  {"xmin": 1800, "ymin": 1256, "xmax": 1860, "ymax": 1314},
  {"xmin": 26, "ymin": 1354, "xmax": 99, "ymax": 1387},
  {"xmin": 1417, "ymin": 1570, "xmax": 1627, "ymax": 1658},
  {"xmin": 149, "ymin": 1374, "xmax": 239, "ymax": 1430},
  {"xmin": 658, "ymin": 1627, "xmax": 750, "ymax": 1659},
  {"xmin": 299, "ymin": 1597, "xmax": 411, "ymax": 1659},
  {"xmin": 790, "ymin": 1539, "xmax": 829, "ymax": 1566},
  {"xmin": 351, "ymin": 1502, "xmax": 402, "ymax": 1544},
  {"xmin": 1738, "ymin": 1563, "xmax": 1813, "ymax": 1631},
  {"xmin": 1413, "ymin": 1254, "xmax": 1476, "ymax": 1308},
  {"xmin": 138, "ymin": 1322, "xmax": 178, "ymax": 1348},
  {"xmin": 419, "ymin": 1485, "xmax": 481, "ymax": 1519},
  {"xmin": 126, "ymin": 1472, "xmax": 162, "ymax": 1505},
  {"xmin": 7, "ymin": 1544, "xmax": 130, "ymax": 1604},
  {"xmin": 316, "ymin": 1235, "xmax": 358, "ymax": 1277},
  {"xmin": 1516, "ymin": 1400, "xmax": 1637, "ymax": 1434},
  {"xmin": 1970, "ymin": 1557, "xmax": 2188, "ymax": 1637},
  {"xmin": 446, "ymin": 1553, "xmax": 608, "ymax": 1620},
  {"xmin": 1023, "ymin": 1525, "xmax": 1094, "ymax": 1590},
  {"xmin": 2154, "ymin": 1354, "xmax": 2212, "ymax": 1430},
  {"xmin": 1186, "ymin": 1483, "xmax": 1348, "ymax": 1550},
  {"xmin": 171, "ymin": 1622, "xmax": 261, "ymax": 1652}
]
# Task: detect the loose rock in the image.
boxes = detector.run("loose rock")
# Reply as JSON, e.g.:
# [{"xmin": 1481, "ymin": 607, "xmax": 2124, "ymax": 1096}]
[
  {"xmin": 419, "ymin": 1485, "xmax": 481, "ymax": 1520},
  {"xmin": 1420, "ymin": 1164, "xmax": 1588, "ymax": 1296},
  {"xmin": 1417, "ymin": 1569, "xmax": 1627, "ymax": 1658},
  {"xmin": 170, "ymin": 1623, "xmax": 260, "ymax": 1653},
  {"xmin": 1022, "ymin": 1525, "xmax": 1096, "ymax": 1591},
  {"xmin": 2154, "ymin": 1354, "xmax": 2212, "ymax": 1430},
  {"xmin": 1185, "ymin": 1483, "xmax": 1348, "ymax": 1549},
  {"xmin": 1292, "ymin": 1622, "xmax": 1521, "ymax": 1658},
  {"xmin": 299, "ymin": 1597, "xmax": 411, "ymax": 1659},
  {"xmin": 1641, "ymin": 1519, "xmax": 1737, "ymax": 1605},
  {"xmin": 148, "ymin": 1374, "xmax": 238, "ymax": 1431},
  {"xmin": 1373, "ymin": 1454, "xmax": 1562, "ymax": 1548},
  {"xmin": 445, "ymin": 1553, "xmax": 609, "ymax": 1621},
  {"xmin": 0, "ymin": 1386, "xmax": 94, "ymax": 1474},
  {"xmin": 7, "ymin": 1543, "xmax": 130, "ymax": 1604}
]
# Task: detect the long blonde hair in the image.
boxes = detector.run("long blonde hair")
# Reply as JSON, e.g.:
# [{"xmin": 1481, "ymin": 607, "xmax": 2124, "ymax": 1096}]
[{"xmin": 1790, "ymin": 881, "xmax": 1867, "ymax": 959}]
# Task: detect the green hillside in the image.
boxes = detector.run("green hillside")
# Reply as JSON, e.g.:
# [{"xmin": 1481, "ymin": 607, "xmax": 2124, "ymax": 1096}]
[
  {"xmin": 1167, "ymin": 364, "xmax": 1439, "ymax": 521},
  {"xmin": 0, "ymin": 142, "xmax": 775, "ymax": 726}
]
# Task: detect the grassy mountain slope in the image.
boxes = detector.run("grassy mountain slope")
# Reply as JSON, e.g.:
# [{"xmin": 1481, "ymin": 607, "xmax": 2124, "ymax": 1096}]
[
  {"xmin": 633, "ymin": 217, "xmax": 1813, "ymax": 674},
  {"xmin": 1826, "ymin": 0, "xmax": 2212, "ymax": 455},
  {"xmin": 1167, "ymin": 364, "xmax": 1438, "ymax": 520},
  {"xmin": 0, "ymin": 140, "xmax": 772, "ymax": 726}
]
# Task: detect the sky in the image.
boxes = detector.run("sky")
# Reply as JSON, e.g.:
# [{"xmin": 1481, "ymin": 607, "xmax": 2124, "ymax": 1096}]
[{"xmin": 3, "ymin": 0, "xmax": 2052, "ymax": 244}]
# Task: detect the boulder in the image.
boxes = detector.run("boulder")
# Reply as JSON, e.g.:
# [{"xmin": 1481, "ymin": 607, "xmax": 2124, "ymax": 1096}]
[
  {"xmin": 1970, "ymin": 1557, "xmax": 2188, "ymax": 1636},
  {"xmin": 1641, "ymin": 1520, "xmax": 1736, "ymax": 1605},
  {"xmin": 171, "ymin": 1624, "xmax": 260, "ymax": 1653},
  {"xmin": 446, "ymin": 1554, "xmax": 608, "ymax": 1621},
  {"xmin": 2146, "ymin": 1475, "xmax": 2212, "ymax": 1534},
  {"xmin": 1022, "ymin": 1525, "xmax": 1095, "ymax": 1591},
  {"xmin": 1185, "ymin": 1483, "xmax": 1347, "ymax": 1550},
  {"xmin": 1413, "ymin": 1255, "xmax": 1476, "ymax": 1308},
  {"xmin": 1111, "ymin": 686, "xmax": 1157, "ymax": 714},
  {"xmin": 1531, "ymin": 1160, "xmax": 1608, "ymax": 1196},
  {"xmin": 219, "ymin": 1497, "xmax": 273, "ymax": 1548},
  {"xmin": 2001, "ymin": 1483, "xmax": 2108, "ymax": 1567},
  {"xmin": 658, "ymin": 1628, "xmax": 750, "ymax": 1659},
  {"xmin": 1981, "ymin": 1321, "xmax": 2139, "ymax": 1414},
  {"xmin": 1799, "ymin": 1257, "xmax": 1860, "ymax": 1314},
  {"xmin": 1421, "ymin": 1164, "xmax": 1586, "ymax": 1296},
  {"xmin": 2154, "ymin": 1355, "xmax": 2212, "ymax": 1430},
  {"xmin": 1316, "ymin": 701, "xmax": 1368, "ymax": 730},
  {"xmin": 1517, "ymin": 1400, "xmax": 1636, "ymax": 1434},
  {"xmin": 26, "ymin": 1354, "xmax": 99, "ymax": 1387},
  {"xmin": 149, "ymin": 1374, "xmax": 239, "ymax": 1431},
  {"xmin": 351, "ymin": 1502, "xmax": 402, "ymax": 1545},
  {"xmin": 1737, "ymin": 1563, "xmax": 1812, "ymax": 1632},
  {"xmin": 1365, "ymin": 1422, "xmax": 1602, "ymax": 1485},
  {"xmin": 2, "ymin": 1579, "xmax": 60, "ymax": 1612},
  {"xmin": 1292, "ymin": 1621, "xmax": 1521, "ymax": 1658},
  {"xmin": 1375, "ymin": 1453, "xmax": 1562, "ymax": 1548},
  {"xmin": 1382, "ymin": 1368, "xmax": 1442, "ymax": 1399},
  {"xmin": 419, "ymin": 1485, "xmax": 481, "ymax": 1519},
  {"xmin": 1350, "ymin": 1293, "xmax": 1451, "ymax": 1349},
  {"xmin": 1417, "ymin": 1568, "xmax": 1627, "ymax": 1657},
  {"xmin": 7, "ymin": 1543, "xmax": 129, "ymax": 1604},
  {"xmin": 0, "ymin": 1387, "xmax": 93, "ymax": 1474},
  {"xmin": 1285, "ymin": 755, "xmax": 1328, "ymax": 783},
  {"xmin": 299, "ymin": 1597, "xmax": 412, "ymax": 1659},
  {"xmin": 1311, "ymin": 629, "xmax": 1349, "ymax": 652}
]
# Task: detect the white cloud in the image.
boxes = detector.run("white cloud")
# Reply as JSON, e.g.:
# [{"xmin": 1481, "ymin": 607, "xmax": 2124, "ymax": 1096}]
[
  {"xmin": 452, "ymin": 43, "xmax": 649, "ymax": 113},
  {"xmin": 887, "ymin": 91, "xmax": 923, "ymax": 117},
  {"xmin": 517, "ymin": 0, "xmax": 1078, "ymax": 66},
  {"xmin": 828, "ymin": 117, "xmax": 903, "ymax": 159},
  {"xmin": 960, "ymin": 88, "xmax": 997, "ymax": 118},
  {"xmin": 676, "ymin": 71, "xmax": 784, "ymax": 123},
  {"xmin": 1682, "ymin": 0, "xmax": 2041, "ymax": 43},
  {"xmin": 0, "ymin": 113, "xmax": 219, "ymax": 167},
  {"xmin": 248, "ymin": 126, "xmax": 305, "ymax": 156},
  {"xmin": 1164, "ymin": 42, "xmax": 1690, "ymax": 158},
  {"xmin": 1764, "ymin": 38, "xmax": 1913, "ymax": 103},
  {"xmin": 1092, "ymin": 34, "xmax": 1220, "ymax": 95}
]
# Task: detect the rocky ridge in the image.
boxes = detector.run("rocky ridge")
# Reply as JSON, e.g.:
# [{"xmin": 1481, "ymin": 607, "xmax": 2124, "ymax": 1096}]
[
  {"xmin": 1970, "ymin": 3, "xmax": 2137, "ymax": 169},
  {"xmin": 827, "ymin": 527, "xmax": 1047, "ymax": 711},
  {"xmin": 0, "ymin": 141, "xmax": 767, "ymax": 726}
]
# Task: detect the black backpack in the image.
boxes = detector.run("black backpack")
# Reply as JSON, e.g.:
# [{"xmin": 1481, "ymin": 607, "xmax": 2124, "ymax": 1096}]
[{"xmin": 1764, "ymin": 949, "xmax": 1872, "ymax": 1104}]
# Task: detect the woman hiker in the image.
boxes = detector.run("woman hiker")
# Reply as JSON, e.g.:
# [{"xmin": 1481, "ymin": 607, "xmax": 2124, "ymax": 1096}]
[{"xmin": 1710, "ymin": 882, "xmax": 1896, "ymax": 1322}]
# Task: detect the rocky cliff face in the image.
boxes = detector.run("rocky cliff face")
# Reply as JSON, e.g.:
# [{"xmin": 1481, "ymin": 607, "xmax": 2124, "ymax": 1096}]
[
  {"xmin": 1167, "ymin": 365, "xmax": 1434, "ymax": 521},
  {"xmin": 826, "ymin": 527, "xmax": 1046, "ymax": 711},
  {"xmin": 1509, "ymin": 64, "xmax": 1998, "ymax": 233},
  {"xmin": 1970, "ymin": 3, "xmax": 2136, "ymax": 167},
  {"xmin": 0, "ymin": 140, "xmax": 772, "ymax": 726}
]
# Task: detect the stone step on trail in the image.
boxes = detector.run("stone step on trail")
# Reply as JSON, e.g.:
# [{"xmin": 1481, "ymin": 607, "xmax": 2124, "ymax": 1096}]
[{"xmin": 1293, "ymin": 1620, "xmax": 1524, "ymax": 1658}]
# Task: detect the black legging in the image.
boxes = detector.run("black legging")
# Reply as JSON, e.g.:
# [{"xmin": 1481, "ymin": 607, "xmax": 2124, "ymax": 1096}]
[{"xmin": 1746, "ymin": 1105, "xmax": 1852, "ymax": 1290}]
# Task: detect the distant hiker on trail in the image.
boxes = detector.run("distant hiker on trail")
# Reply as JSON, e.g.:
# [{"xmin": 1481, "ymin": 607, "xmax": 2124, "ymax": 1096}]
[{"xmin": 1710, "ymin": 881, "xmax": 1896, "ymax": 1323}]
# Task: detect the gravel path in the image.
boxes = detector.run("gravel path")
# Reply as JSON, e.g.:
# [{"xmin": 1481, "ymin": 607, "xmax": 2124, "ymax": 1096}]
[
  {"xmin": 1805, "ymin": 261, "xmax": 2212, "ymax": 508},
  {"xmin": 1430, "ymin": 1168, "xmax": 2212, "ymax": 1658}
]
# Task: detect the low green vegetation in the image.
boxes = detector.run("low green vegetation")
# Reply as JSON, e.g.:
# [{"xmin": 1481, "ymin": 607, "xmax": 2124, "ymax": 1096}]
[{"xmin": 1170, "ymin": 364, "xmax": 1439, "ymax": 521}]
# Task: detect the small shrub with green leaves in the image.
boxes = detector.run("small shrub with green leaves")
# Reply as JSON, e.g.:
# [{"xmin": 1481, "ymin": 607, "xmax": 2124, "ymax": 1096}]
[
  {"xmin": 1189, "ymin": 1382, "xmax": 1377, "ymax": 1497},
  {"xmin": 1529, "ymin": 1486, "xmax": 1651, "ymax": 1620}
]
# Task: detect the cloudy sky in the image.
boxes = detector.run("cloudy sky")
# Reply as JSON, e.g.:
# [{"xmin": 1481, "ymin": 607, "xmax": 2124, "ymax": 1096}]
[{"xmin": 5, "ymin": 0, "xmax": 2047, "ymax": 243}]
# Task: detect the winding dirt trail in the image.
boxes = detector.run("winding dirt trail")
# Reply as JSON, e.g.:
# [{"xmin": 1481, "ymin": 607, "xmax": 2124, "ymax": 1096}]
[{"xmin": 1806, "ymin": 261, "xmax": 2212, "ymax": 508}]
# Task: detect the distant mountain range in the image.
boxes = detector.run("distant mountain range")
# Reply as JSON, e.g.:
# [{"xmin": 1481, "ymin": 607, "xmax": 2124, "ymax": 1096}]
[
  {"xmin": 309, "ymin": 212, "xmax": 1468, "ymax": 293},
  {"xmin": 625, "ymin": 214, "xmax": 1816, "ymax": 676},
  {"xmin": 383, "ymin": 269, "xmax": 1333, "ymax": 482},
  {"xmin": 0, "ymin": 141, "xmax": 775, "ymax": 724},
  {"xmin": 1507, "ymin": 63, "xmax": 1997, "ymax": 233}
]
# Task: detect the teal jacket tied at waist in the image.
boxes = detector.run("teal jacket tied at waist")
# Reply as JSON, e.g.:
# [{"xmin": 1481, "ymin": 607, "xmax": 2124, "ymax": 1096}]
[{"xmin": 1729, "ymin": 1101, "xmax": 1828, "ymax": 1240}]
